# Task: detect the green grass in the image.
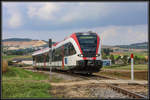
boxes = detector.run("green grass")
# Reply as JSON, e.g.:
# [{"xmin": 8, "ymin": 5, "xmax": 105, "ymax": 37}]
[
  {"xmin": 2, "ymin": 55, "xmax": 21, "ymax": 60},
  {"xmin": 2, "ymin": 55, "xmax": 32, "ymax": 61},
  {"xmin": 2, "ymin": 81, "xmax": 51, "ymax": 98},
  {"xmin": 113, "ymin": 55, "xmax": 119, "ymax": 59},
  {"xmin": 111, "ymin": 51, "xmax": 147, "ymax": 59},
  {"xmin": 2, "ymin": 67, "xmax": 49, "ymax": 80},
  {"xmin": 123, "ymin": 52, "xmax": 147, "ymax": 58},
  {"xmin": 2, "ymin": 66, "xmax": 63, "ymax": 98},
  {"xmin": 102, "ymin": 64, "xmax": 148, "ymax": 70}
]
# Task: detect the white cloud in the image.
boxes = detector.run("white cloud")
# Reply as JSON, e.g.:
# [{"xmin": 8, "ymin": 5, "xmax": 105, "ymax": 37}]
[
  {"xmin": 3, "ymin": 2, "xmax": 23, "ymax": 28},
  {"xmin": 47, "ymin": 24, "xmax": 148, "ymax": 45},
  {"xmin": 27, "ymin": 3, "xmax": 60, "ymax": 20},
  {"xmin": 96, "ymin": 25, "xmax": 148, "ymax": 45},
  {"xmin": 60, "ymin": 3, "xmax": 113, "ymax": 23},
  {"xmin": 8, "ymin": 13, "xmax": 22, "ymax": 28},
  {"xmin": 26, "ymin": 2, "xmax": 119, "ymax": 23},
  {"xmin": 3, "ymin": 24, "xmax": 148, "ymax": 46}
]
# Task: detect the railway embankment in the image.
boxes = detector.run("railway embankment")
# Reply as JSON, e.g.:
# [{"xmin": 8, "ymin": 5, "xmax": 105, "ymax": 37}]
[
  {"xmin": 2, "ymin": 66, "xmax": 63, "ymax": 98},
  {"xmin": 2, "ymin": 66, "xmax": 148, "ymax": 99},
  {"xmin": 22, "ymin": 66, "xmax": 148, "ymax": 99}
]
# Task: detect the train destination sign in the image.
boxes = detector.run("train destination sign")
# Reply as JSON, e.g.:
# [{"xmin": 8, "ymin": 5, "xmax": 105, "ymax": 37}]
[{"xmin": 79, "ymin": 36, "xmax": 96, "ymax": 39}]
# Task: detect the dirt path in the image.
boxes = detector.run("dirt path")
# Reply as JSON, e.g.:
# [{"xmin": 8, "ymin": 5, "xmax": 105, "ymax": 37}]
[
  {"xmin": 50, "ymin": 79, "xmax": 148, "ymax": 87},
  {"xmin": 101, "ymin": 69, "xmax": 147, "ymax": 72}
]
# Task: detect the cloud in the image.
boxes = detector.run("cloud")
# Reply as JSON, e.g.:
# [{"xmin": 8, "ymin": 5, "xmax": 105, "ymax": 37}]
[
  {"xmin": 60, "ymin": 3, "xmax": 113, "ymax": 23},
  {"xmin": 3, "ymin": 2, "xmax": 23, "ymax": 28},
  {"xmin": 3, "ymin": 2, "xmax": 147, "ymax": 30},
  {"xmin": 27, "ymin": 3, "xmax": 60, "ymax": 20},
  {"xmin": 3, "ymin": 24, "xmax": 148, "ymax": 46},
  {"xmin": 96, "ymin": 25, "xmax": 148, "ymax": 45},
  {"xmin": 3, "ymin": 2, "xmax": 147, "ymax": 44},
  {"xmin": 26, "ymin": 2, "xmax": 147, "ymax": 25},
  {"xmin": 8, "ymin": 13, "xmax": 22, "ymax": 28},
  {"xmin": 26, "ymin": 2, "xmax": 117, "ymax": 23}
]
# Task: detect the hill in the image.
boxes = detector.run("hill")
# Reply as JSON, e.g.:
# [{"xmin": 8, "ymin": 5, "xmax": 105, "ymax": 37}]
[
  {"xmin": 115, "ymin": 42, "xmax": 148, "ymax": 49},
  {"xmin": 2, "ymin": 38, "xmax": 58, "ymax": 51},
  {"xmin": 3, "ymin": 38, "xmax": 32, "ymax": 42}
]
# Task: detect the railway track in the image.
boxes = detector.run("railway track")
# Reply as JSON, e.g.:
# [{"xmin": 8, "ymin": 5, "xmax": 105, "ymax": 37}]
[
  {"xmin": 22, "ymin": 67, "xmax": 148, "ymax": 99},
  {"xmin": 27, "ymin": 67, "xmax": 114, "ymax": 80},
  {"xmin": 107, "ymin": 84, "xmax": 148, "ymax": 99}
]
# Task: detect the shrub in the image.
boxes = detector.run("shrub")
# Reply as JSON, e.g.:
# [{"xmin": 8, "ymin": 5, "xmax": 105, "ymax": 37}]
[
  {"xmin": 2, "ymin": 60, "xmax": 8, "ymax": 73},
  {"xmin": 110, "ymin": 55, "xmax": 115, "ymax": 64}
]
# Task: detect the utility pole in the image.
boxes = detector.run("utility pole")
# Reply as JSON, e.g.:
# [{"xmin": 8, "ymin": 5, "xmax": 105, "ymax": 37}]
[{"xmin": 49, "ymin": 39, "xmax": 52, "ymax": 81}]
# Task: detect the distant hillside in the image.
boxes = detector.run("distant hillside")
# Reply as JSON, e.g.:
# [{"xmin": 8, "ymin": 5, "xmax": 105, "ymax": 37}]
[
  {"xmin": 2, "ymin": 37, "xmax": 58, "ymax": 50},
  {"xmin": 3, "ymin": 38, "xmax": 32, "ymax": 42},
  {"xmin": 115, "ymin": 42, "xmax": 148, "ymax": 49}
]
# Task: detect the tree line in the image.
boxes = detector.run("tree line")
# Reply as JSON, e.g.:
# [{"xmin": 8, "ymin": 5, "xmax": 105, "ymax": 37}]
[{"xmin": 102, "ymin": 48, "xmax": 148, "ymax": 65}]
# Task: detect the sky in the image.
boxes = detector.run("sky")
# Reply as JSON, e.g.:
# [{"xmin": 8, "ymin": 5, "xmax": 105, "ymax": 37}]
[{"xmin": 2, "ymin": 2, "xmax": 148, "ymax": 45}]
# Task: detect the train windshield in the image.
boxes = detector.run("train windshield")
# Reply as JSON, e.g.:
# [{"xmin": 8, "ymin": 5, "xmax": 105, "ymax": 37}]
[{"xmin": 77, "ymin": 34, "xmax": 97, "ymax": 57}]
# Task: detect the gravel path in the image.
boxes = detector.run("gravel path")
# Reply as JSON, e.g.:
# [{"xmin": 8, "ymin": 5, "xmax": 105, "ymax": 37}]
[
  {"xmin": 50, "ymin": 83, "xmax": 130, "ymax": 99},
  {"xmin": 89, "ymin": 87, "xmax": 129, "ymax": 98},
  {"xmin": 23, "ymin": 68, "xmax": 146, "ymax": 99},
  {"xmin": 26, "ymin": 69, "xmax": 84, "ymax": 82}
]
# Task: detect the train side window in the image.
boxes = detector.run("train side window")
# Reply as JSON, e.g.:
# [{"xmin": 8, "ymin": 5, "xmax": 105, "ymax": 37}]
[
  {"xmin": 69, "ymin": 42, "xmax": 76, "ymax": 56},
  {"xmin": 64, "ymin": 43, "xmax": 69, "ymax": 56},
  {"xmin": 46, "ymin": 54, "xmax": 49, "ymax": 62},
  {"xmin": 39, "ymin": 55, "xmax": 42, "ymax": 62},
  {"xmin": 63, "ymin": 42, "xmax": 76, "ymax": 56},
  {"xmin": 36, "ymin": 56, "xmax": 39, "ymax": 63}
]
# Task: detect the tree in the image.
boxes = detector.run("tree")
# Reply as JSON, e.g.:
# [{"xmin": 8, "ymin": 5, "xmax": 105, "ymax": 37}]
[
  {"xmin": 134, "ymin": 55, "xmax": 139, "ymax": 64},
  {"xmin": 102, "ymin": 52, "xmax": 108, "ymax": 59},
  {"xmin": 116, "ymin": 56, "xmax": 121, "ymax": 61},
  {"xmin": 122, "ymin": 55, "xmax": 129, "ymax": 65},
  {"xmin": 110, "ymin": 55, "xmax": 115, "ymax": 64},
  {"xmin": 102, "ymin": 49, "xmax": 107, "ymax": 59},
  {"xmin": 102, "ymin": 48, "xmax": 111, "ymax": 56}
]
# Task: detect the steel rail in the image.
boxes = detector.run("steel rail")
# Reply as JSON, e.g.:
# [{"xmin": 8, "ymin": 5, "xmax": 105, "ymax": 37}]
[{"xmin": 107, "ymin": 84, "xmax": 147, "ymax": 99}]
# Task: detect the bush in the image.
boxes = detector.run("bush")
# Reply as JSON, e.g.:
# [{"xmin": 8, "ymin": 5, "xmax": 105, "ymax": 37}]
[
  {"xmin": 110, "ymin": 55, "xmax": 115, "ymax": 64},
  {"xmin": 2, "ymin": 60, "xmax": 8, "ymax": 73}
]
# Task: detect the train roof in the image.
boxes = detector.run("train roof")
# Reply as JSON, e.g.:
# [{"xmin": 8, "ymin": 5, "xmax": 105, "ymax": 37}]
[
  {"xmin": 32, "ymin": 31, "xmax": 98, "ymax": 56},
  {"xmin": 32, "ymin": 47, "xmax": 50, "ymax": 56},
  {"xmin": 52, "ymin": 31, "xmax": 98, "ymax": 47}
]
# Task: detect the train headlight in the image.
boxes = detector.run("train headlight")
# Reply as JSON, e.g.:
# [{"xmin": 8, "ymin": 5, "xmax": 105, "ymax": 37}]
[
  {"xmin": 96, "ymin": 54, "xmax": 100, "ymax": 57},
  {"xmin": 78, "ymin": 54, "xmax": 83, "ymax": 57}
]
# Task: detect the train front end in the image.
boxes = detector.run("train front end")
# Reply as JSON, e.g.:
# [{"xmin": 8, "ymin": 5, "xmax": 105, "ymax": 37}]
[{"xmin": 73, "ymin": 32, "xmax": 103, "ymax": 74}]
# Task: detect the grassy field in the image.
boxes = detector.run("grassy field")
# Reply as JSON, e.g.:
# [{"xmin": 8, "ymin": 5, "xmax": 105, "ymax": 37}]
[
  {"xmin": 110, "ymin": 51, "xmax": 147, "ymax": 59},
  {"xmin": 98, "ymin": 64, "xmax": 148, "ymax": 80},
  {"xmin": 2, "ymin": 66, "xmax": 62, "ymax": 98},
  {"xmin": 102, "ymin": 64, "xmax": 148, "ymax": 70},
  {"xmin": 2, "ymin": 55, "xmax": 32, "ymax": 61}
]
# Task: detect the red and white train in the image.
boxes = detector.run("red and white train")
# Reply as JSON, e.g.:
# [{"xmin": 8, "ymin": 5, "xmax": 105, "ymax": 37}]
[{"xmin": 32, "ymin": 31, "xmax": 103, "ymax": 74}]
